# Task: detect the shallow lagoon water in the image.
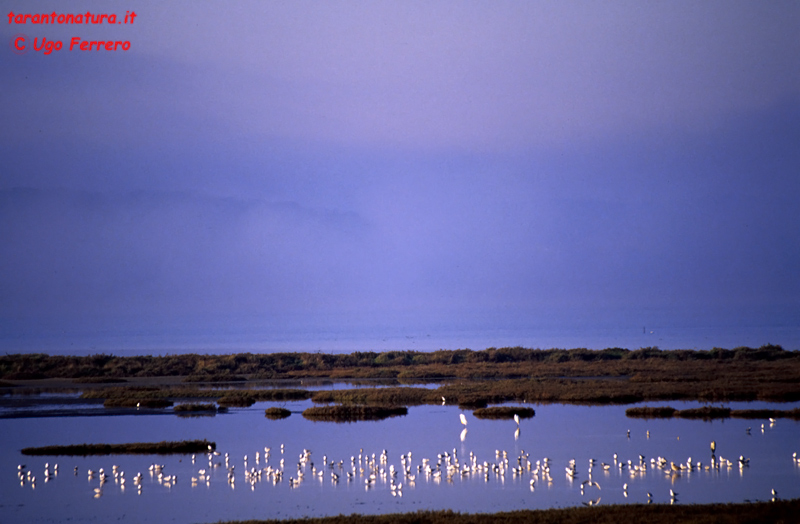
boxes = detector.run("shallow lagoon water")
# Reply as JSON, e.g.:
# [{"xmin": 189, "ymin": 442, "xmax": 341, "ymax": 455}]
[{"xmin": 1, "ymin": 396, "xmax": 799, "ymax": 524}]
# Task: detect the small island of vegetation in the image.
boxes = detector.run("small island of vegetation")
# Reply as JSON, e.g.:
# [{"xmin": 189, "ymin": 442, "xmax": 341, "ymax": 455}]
[
  {"xmin": 21, "ymin": 439, "xmax": 216, "ymax": 456},
  {"xmin": 302, "ymin": 405, "xmax": 408, "ymax": 422},
  {"xmin": 174, "ymin": 403, "xmax": 218, "ymax": 413},
  {"xmin": 626, "ymin": 405, "xmax": 800, "ymax": 420},
  {"xmin": 473, "ymin": 406, "xmax": 535, "ymax": 420},
  {"xmin": 265, "ymin": 407, "xmax": 292, "ymax": 419}
]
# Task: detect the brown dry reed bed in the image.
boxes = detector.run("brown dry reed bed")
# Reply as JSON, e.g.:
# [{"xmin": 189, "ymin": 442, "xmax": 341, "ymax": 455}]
[
  {"xmin": 2, "ymin": 345, "xmax": 795, "ymax": 381},
  {"xmin": 627, "ymin": 405, "xmax": 800, "ymax": 420},
  {"xmin": 174, "ymin": 403, "xmax": 218, "ymax": 412},
  {"xmin": 5, "ymin": 346, "xmax": 800, "ymax": 406},
  {"xmin": 473, "ymin": 407, "xmax": 535, "ymax": 420},
  {"xmin": 265, "ymin": 407, "xmax": 292, "ymax": 419},
  {"xmin": 302, "ymin": 405, "xmax": 408, "ymax": 422},
  {"xmin": 84, "ymin": 387, "xmax": 311, "ymax": 405},
  {"xmin": 215, "ymin": 498, "xmax": 800, "ymax": 524},
  {"xmin": 21, "ymin": 439, "xmax": 216, "ymax": 456}
]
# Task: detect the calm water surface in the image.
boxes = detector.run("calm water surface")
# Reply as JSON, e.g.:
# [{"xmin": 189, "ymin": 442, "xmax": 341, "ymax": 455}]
[{"xmin": 1, "ymin": 396, "xmax": 799, "ymax": 523}]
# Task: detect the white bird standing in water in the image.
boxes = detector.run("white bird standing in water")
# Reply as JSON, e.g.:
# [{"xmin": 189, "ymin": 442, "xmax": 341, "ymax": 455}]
[
  {"xmin": 460, "ymin": 413, "xmax": 467, "ymax": 426},
  {"xmin": 513, "ymin": 414, "xmax": 520, "ymax": 426}
]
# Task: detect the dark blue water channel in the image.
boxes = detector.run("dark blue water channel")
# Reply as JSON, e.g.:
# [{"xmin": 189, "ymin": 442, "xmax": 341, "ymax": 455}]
[{"xmin": 1, "ymin": 392, "xmax": 799, "ymax": 523}]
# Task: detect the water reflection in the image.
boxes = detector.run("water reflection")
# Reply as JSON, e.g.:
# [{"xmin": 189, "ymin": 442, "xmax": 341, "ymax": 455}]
[{"xmin": 1, "ymin": 398, "xmax": 799, "ymax": 524}]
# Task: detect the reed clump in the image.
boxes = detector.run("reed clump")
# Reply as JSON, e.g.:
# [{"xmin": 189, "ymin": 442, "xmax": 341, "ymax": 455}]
[
  {"xmin": 625, "ymin": 406, "xmax": 677, "ymax": 418},
  {"xmin": 265, "ymin": 407, "xmax": 292, "ymax": 419},
  {"xmin": 627, "ymin": 405, "xmax": 800, "ymax": 420},
  {"xmin": 21, "ymin": 439, "xmax": 216, "ymax": 456},
  {"xmin": 311, "ymin": 387, "xmax": 433, "ymax": 406},
  {"xmin": 302, "ymin": 405, "xmax": 407, "ymax": 422},
  {"xmin": 217, "ymin": 394, "xmax": 256, "ymax": 407},
  {"xmin": 473, "ymin": 407, "xmax": 535, "ymax": 420},
  {"xmin": 674, "ymin": 406, "xmax": 732, "ymax": 419},
  {"xmin": 174, "ymin": 403, "xmax": 218, "ymax": 412}
]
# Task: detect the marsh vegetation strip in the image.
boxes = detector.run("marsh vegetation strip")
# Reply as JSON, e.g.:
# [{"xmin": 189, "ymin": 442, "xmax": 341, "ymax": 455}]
[
  {"xmin": 82, "ymin": 387, "xmax": 312, "ymax": 402},
  {"xmin": 627, "ymin": 406, "xmax": 800, "ymax": 419},
  {"xmin": 3, "ymin": 346, "xmax": 790, "ymax": 405},
  {"xmin": 215, "ymin": 500, "xmax": 800, "ymax": 524},
  {"xmin": 472, "ymin": 407, "xmax": 535, "ymax": 420},
  {"xmin": 21, "ymin": 440, "xmax": 216, "ymax": 456},
  {"xmin": 302, "ymin": 405, "xmax": 408, "ymax": 422},
  {"xmin": 174, "ymin": 403, "xmax": 218, "ymax": 412},
  {"xmin": 2, "ymin": 345, "xmax": 796, "ymax": 382},
  {"xmin": 56, "ymin": 374, "xmax": 800, "ymax": 409}
]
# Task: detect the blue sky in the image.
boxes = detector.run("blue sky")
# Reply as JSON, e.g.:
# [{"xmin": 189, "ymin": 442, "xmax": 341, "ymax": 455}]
[{"xmin": 2, "ymin": 1, "xmax": 799, "ymax": 351}]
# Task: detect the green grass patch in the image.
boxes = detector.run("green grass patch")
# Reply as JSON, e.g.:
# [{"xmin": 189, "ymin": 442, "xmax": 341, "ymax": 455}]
[
  {"xmin": 21, "ymin": 439, "xmax": 216, "ymax": 456},
  {"xmin": 473, "ymin": 407, "xmax": 535, "ymax": 420},
  {"xmin": 302, "ymin": 405, "xmax": 407, "ymax": 422}
]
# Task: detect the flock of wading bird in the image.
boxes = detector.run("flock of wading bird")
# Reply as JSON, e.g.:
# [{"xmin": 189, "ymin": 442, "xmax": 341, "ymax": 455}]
[{"xmin": 14, "ymin": 415, "xmax": 799, "ymax": 505}]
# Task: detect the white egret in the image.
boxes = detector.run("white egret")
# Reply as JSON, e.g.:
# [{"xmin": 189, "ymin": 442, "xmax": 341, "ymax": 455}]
[{"xmin": 459, "ymin": 413, "xmax": 467, "ymax": 426}]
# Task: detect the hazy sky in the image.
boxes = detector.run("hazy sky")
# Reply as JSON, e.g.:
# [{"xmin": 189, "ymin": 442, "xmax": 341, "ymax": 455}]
[{"xmin": 2, "ymin": 1, "xmax": 799, "ymax": 351}]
